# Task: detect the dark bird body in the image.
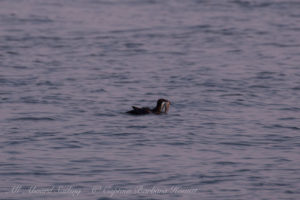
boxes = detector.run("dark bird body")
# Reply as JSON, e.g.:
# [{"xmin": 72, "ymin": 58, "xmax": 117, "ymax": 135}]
[{"xmin": 127, "ymin": 99, "xmax": 171, "ymax": 115}]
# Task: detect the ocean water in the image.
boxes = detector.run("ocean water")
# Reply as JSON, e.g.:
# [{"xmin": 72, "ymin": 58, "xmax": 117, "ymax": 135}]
[{"xmin": 0, "ymin": 0, "xmax": 300, "ymax": 199}]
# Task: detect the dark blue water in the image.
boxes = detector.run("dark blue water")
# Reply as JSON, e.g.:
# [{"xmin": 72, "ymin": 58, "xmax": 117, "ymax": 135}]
[{"xmin": 1, "ymin": 0, "xmax": 300, "ymax": 199}]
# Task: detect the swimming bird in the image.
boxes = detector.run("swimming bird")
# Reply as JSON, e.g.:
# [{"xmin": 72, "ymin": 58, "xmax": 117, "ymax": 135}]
[{"xmin": 127, "ymin": 99, "xmax": 171, "ymax": 115}]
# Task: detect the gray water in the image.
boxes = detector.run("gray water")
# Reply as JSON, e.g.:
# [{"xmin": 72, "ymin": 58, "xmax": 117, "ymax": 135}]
[{"xmin": 1, "ymin": 0, "xmax": 300, "ymax": 199}]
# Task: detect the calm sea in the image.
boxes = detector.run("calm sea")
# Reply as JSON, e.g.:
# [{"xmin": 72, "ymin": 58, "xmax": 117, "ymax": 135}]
[{"xmin": 0, "ymin": 0, "xmax": 300, "ymax": 199}]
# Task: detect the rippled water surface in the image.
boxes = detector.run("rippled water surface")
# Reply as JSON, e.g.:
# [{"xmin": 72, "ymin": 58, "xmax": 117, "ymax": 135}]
[{"xmin": 1, "ymin": 0, "xmax": 300, "ymax": 199}]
